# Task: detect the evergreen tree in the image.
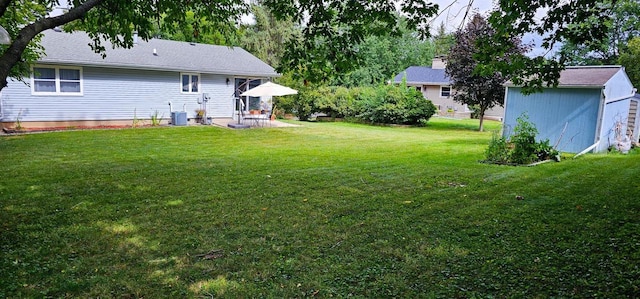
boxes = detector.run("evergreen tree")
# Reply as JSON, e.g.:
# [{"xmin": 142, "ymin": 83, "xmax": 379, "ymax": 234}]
[
  {"xmin": 241, "ymin": 4, "xmax": 297, "ymax": 69},
  {"xmin": 433, "ymin": 22, "xmax": 454, "ymax": 57}
]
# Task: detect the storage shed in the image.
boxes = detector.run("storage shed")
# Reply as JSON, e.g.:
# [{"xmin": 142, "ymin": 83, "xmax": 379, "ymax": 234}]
[{"xmin": 503, "ymin": 66, "xmax": 638, "ymax": 153}]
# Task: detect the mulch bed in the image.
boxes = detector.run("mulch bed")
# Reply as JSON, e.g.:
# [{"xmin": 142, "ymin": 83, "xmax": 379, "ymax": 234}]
[{"xmin": 2, "ymin": 125, "xmax": 160, "ymax": 134}]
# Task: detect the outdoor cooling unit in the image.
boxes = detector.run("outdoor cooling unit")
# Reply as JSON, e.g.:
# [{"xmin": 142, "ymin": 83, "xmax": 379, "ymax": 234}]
[{"xmin": 171, "ymin": 111, "xmax": 187, "ymax": 126}]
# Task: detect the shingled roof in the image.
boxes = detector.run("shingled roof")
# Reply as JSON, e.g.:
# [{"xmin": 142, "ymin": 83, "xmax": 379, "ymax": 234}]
[
  {"xmin": 556, "ymin": 66, "xmax": 622, "ymax": 87},
  {"xmin": 506, "ymin": 66, "xmax": 624, "ymax": 88},
  {"xmin": 393, "ymin": 66, "xmax": 450, "ymax": 85},
  {"xmin": 38, "ymin": 30, "xmax": 279, "ymax": 78}
]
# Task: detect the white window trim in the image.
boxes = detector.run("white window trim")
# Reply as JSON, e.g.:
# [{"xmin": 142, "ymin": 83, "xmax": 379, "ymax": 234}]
[
  {"xmin": 31, "ymin": 65, "xmax": 83, "ymax": 96},
  {"xmin": 440, "ymin": 85, "xmax": 451, "ymax": 98},
  {"xmin": 180, "ymin": 73, "xmax": 201, "ymax": 94}
]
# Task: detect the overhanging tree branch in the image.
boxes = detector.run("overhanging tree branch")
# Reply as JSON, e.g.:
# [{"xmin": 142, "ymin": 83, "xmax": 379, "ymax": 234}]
[
  {"xmin": 0, "ymin": 0, "xmax": 105, "ymax": 89},
  {"xmin": 0, "ymin": 0, "xmax": 12, "ymax": 20}
]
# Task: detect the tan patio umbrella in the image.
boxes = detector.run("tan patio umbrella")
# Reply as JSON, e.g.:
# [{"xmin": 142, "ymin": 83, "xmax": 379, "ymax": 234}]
[
  {"xmin": 231, "ymin": 81, "xmax": 297, "ymax": 128},
  {"xmin": 240, "ymin": 81, "xmax": 298, "ymax": 97}
]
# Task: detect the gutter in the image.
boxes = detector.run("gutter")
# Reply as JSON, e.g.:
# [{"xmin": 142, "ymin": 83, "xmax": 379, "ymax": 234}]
[
  {"xmin": 504, "ymin": 83, "xmax": 604, "ymax": 89},
  {"xmin": 605, "ymin": 90, "xmax": 636, "ymax": 104},
  {"xmin": 37, "ymin": 61, "xmax": 281, "ymax": 78}
]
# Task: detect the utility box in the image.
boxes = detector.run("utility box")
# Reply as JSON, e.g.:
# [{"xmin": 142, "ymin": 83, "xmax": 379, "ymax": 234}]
[{"xmin": 171, "ymin": 111, "xmax": 187, "ymax": 126}]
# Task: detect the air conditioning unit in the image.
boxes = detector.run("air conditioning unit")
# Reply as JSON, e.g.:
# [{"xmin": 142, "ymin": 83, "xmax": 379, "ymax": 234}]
[{"xmin": 171, "ymin": 111, "xmax": 187, "ymax": 126}]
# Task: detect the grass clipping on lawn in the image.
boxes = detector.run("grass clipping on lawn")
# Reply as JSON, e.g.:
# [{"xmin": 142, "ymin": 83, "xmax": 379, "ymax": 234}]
[{"xmin": 0, "ymin": 118, "xmax": 639, "ymax": 298}]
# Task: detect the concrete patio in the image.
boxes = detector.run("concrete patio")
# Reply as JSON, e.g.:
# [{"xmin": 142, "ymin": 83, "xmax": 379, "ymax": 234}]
[{"xmin": 210, "ymin": 118, "xmax": 300, "ymax": 129}]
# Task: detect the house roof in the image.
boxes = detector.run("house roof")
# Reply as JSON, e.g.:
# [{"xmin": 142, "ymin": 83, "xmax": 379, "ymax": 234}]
[
  {"xmin": 557, "ymin": 66, "xmax": 622, "ymax": 87},
  {"xmin": 506, "ymin": 66, "xmax": 623, "ymax": 88},
  {"xmin": 393, "ymin": 66, "xmax": 450, "ymax": 85},
  {"xmin": 38, "ymin": 30, "xmax": 279, "ymax": 77}
]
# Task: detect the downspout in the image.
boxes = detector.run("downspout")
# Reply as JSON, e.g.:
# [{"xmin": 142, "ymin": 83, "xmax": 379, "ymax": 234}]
[
  {"xmin": 587, "ymin": 89, "xmax": 607, "ymax": 154},
  {"xmin": 574, "ymin": 141, "xmax": 600, "ymax": 158},
  {"xmin": 502, "ymin": 86, "xmax": 509, "ymax": 126},
  {"xmin": 575, "ymin": 102, "xmax": 603, "ymax": 157}
]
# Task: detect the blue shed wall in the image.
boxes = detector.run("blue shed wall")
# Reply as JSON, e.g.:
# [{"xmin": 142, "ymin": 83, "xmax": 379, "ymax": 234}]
[
  {"xmin": 504, "ymin": 87, "xmax": 602, "ymax": 153},
  {"xmin": 0, "ymin": 65, "xmax": 237, "ymax": 123}
]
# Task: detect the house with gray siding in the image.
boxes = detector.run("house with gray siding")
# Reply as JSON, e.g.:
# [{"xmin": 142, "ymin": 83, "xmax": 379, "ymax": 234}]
[
  {"xmin": 394, "ymin": 57, "xmax": 504, "ymax": 120},
  {"xmin": 0, "ymin": 29, "xmax": 279, "ymax": 129},
  {"xmin": 503, "ymin": 66, "xmax": 638, "ymax": 153}
]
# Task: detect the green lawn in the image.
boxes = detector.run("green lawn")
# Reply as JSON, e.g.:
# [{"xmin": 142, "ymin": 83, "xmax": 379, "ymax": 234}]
[{"xmin": 1, "ymin": 118, "xmax": 639, "ymax": 298}]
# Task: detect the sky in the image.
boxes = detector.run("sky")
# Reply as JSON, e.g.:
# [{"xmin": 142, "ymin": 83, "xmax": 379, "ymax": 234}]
[
  {"xmin": 428, "ymin": 0, "xmax": 494, "ymax": 34},
  {"xmin": 428, "ymin": 0, "xmax": 557, "ymax": 57}
]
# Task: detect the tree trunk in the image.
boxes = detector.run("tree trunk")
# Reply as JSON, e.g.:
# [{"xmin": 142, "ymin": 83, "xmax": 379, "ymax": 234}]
[
  {"xmin": 478, "ymin": 108, "xmax": 486, "ymax": 132},
  {"xmin": 0, "ymin": 0, "xmax": 104, "ymax": 90}
]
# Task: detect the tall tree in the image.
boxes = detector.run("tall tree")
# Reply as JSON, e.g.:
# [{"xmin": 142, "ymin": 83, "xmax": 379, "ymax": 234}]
[
  {"xmin": 488, "ymin": 0, "xmax": 620, "ymax": 92},
  {"xmin": 556, "ymin": 0, "xmax": 640, "ymax": 65},
  {"xmin": 446, "ymin": 13, "xmax": 528, "ymax": 132},
  {"xmin": 0, "ymin": 0, "xmax": 438, "ymax": 91},
  {"xmin": 432, "ymin": 22, "xmax": 454, "ymax": 57},
  {"xmin": 332, "ymin": 18, "xmax": 435, "ymax": 87},
  {"xmin": 241, "ymin": 4, "xmax": 297, "ymax": 69},
  {"xmin": 619, "ymin": 37, "xmax": 640, "ymax": 87},
  {"xmin": 265, "ymin": 0, "xmax": 438, "ymax": 83},
  {"xmin": 151, "ymin": 11, "xmax": 241, "ymax": 46}
]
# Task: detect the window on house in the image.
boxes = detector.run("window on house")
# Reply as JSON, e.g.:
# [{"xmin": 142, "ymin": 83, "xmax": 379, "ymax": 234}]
[
  {"xmin": 440, "ymin": 86, "xmax": 451, "ymax": 97},
  {"xmin": 235, "ymin": 78, "xmax": 261, "ymax": 111},
  {"xmin": 415, "ymin": 86, "xmax": 422, "ymax": 92},
  {"xmin": 32, "ymin": 66, "xmax": 82, "ymax": 94},
  {"xmin": 181, "ymin": 73, "xmax": 200, "ymax": 93}
]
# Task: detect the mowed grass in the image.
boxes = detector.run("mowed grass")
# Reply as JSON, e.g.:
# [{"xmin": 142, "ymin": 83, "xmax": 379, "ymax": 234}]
[{"xmin": 1, "ymin": 118, "xmax": 639, "ymax": 298}]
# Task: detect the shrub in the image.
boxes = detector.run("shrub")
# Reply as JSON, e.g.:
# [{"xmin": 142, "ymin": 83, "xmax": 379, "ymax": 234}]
[
  {"xmin": 535, "ymin": 139, "xmax": 561, "ymax": 162},
  {"xmin": 404, "ymin": 87, "xmax": 438, "ymax": 126},
  {"xmin": 348, "ymin": 84, "xmax": 436, "ymax": 125},
  {"xmin": 293, "ymin": 87, "xmax": 316, "ymax": 121},
  {"xmin": 509, "ymin": 114, "xmax": 539, "ymax": 164},
  {"xmin": 334, "ymin": 86, "xmax": 357, "ymax": 118},
  {"xmin": 286, "ymin": 84, "xmax": 436, "ymax": 125},
  {"xmin": 484, "ymin": 113, "xmax": 560, "ymax": 165},
  {"xmin": 485, "ymin": 132, "xmax": 510, "ymax": 164},
  {"xmin": 311, "ymin": 86, "xmax": 338, "ymax": 117},
  {"xmin": 468, "ymin": 104, "xmax": 481, "ymax": 119}
]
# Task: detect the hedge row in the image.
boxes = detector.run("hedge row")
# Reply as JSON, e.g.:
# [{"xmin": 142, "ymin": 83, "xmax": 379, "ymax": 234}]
[{"xmin": 276, "ymin": 84, "xmax": 437, "ymax": 126}]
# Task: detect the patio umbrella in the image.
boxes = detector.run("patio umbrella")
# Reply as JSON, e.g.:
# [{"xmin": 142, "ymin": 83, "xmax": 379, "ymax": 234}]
[{"xmin": 240, "ymin": 81, "xmax": 298, "ymax": 97}]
